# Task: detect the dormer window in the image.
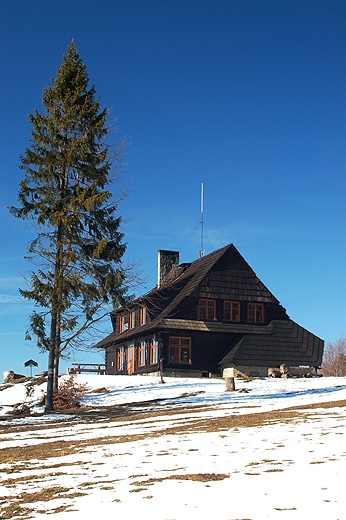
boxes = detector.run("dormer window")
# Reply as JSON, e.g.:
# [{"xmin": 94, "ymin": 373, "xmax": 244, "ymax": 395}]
[
  {"xmin": 248, "ymin": 303, "xmax": 264, "ymax": 323},
  {"xmin": 198, "ymin": 299, "xmax": 216, "ymax": 320}
]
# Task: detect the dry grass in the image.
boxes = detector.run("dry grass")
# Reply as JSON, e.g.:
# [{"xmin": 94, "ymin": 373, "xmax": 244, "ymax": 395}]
[
  {"xmin": 0, "ymin": 486, "xmax": 86, "ymax": 519},
  {"xmin": 131, "ymin": 473, "xmax": 230, "ymax": 486},
  {"xmin": 1, "ymin": 398, "xmax": 345, "ymax": 518},
  {"xmin": 1, "ymin": 399, "xmax": 346, "ymax": 467}
]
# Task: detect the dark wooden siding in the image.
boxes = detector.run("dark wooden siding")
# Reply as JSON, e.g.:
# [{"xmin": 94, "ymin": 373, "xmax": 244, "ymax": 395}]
[
  {"xmin": 161, "ymin": 329, "xmax": 240, "ymax": 374},
  {"xmin": 167, "ymin": 296, "xmax": 288, "ymax": 326},
  {"xmin": 198, "ymin": 269, "xmax": 278, "ymax": 303},
  {"xmin": 171, "ymin": 296, "xmax": 197, "ymax": 320},
  {"xmin": 105, "ymin": 347, "xmax": 116, "ymax": 374}
]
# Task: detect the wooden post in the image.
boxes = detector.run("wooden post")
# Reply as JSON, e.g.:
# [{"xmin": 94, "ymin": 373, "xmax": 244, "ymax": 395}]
[
  {"xmin": 225, "ymin": 377, "xmax": 235, "ymax": 391},
  {"xmin": 159, "ymin": 358, "xmax": 165, "ymax": 384}
]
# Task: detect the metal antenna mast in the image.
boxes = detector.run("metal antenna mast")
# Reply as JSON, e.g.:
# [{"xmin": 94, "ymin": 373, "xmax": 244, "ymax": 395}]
[{"xmin": 199, "ymin": 182, "xmax": 204, "ymax": 258}]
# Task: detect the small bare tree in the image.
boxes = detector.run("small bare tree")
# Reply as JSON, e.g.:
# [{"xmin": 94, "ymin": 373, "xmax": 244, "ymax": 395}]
[{"xmin": 321, "ymin": 336, "xmax": 346, "ymax": 376}]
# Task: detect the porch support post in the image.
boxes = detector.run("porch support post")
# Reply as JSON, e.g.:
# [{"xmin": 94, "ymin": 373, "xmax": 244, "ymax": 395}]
[
  {"xmin": 158, "ymin": 336, "xmax": 165, "ymax": 383},
  {"xmin": 159, "ymin": 357, "xmax": 165, "ymax": 383}
]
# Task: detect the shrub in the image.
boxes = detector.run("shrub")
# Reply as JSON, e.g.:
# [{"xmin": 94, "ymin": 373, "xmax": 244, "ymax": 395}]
[
  {"xmin": 321, "ymin": 336, "xmax": 346, "ymax": 377},
  {"xmin": 53, "ymin": 375, "xmax": 90, "ymax": 410}
]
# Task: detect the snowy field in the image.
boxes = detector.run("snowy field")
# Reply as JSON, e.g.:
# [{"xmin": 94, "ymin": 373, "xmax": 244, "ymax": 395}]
[{"xmin": 1, "ymin": 374, "xmax": 346, "ymax": 519}]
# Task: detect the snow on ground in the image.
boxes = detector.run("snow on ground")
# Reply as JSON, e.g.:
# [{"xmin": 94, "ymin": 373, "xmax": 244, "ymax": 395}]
[
  {"xmin": 2, "ymin": 374, "xmax": 346, "ymax": 417},
  {"xmin": 1, "ymin": 375, "xmax": 346, "ymax": 519}
]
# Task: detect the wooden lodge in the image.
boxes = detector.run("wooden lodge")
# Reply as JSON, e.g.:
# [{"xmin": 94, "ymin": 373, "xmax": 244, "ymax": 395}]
[{"xmin": 95, "ymin": 244, "xmax": 324, "ymax": 378}]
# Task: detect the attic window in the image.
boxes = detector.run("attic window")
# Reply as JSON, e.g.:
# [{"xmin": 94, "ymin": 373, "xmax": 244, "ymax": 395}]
[
  {"xmin": 224, "ymin": 301, "xmax": 240, "ymax": 322},
  {"xmin": 248, "ymin": 303, "xmax": 264, "ymax": 323},
  {"xmin": 198, "ymin": 299, "xmax": 216, "ymax": 320}
]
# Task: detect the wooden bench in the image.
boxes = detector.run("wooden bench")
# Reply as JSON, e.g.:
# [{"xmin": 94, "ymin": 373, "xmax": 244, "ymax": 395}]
[{"xmin": 67, "ymin": 363, "xmax": 106, "ymax": 375}]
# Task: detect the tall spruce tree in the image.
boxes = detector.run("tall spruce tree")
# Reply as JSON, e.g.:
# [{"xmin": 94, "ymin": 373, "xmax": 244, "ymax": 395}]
[{"xmin": 9, "ymin": 42, "xmax": 129, "ymax": 412}]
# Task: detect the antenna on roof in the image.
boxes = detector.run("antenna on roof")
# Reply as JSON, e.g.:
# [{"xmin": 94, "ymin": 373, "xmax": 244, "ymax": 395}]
[{"xmin": 199, "ymin": 182, "xmax": 205, "ymax": 258}]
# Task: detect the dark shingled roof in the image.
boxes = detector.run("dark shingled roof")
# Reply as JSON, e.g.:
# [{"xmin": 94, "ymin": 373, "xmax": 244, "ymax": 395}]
[
  {"xmin": 94, "ymin": 317, "xmax": 270, "ymax": 349},
  {"xmin": 112, "ymin": 244, "xmax": 280, "ymax": 322},
  {"xmin": 219, "ymin": 320, "xmax": 324, "ymax": 368}
]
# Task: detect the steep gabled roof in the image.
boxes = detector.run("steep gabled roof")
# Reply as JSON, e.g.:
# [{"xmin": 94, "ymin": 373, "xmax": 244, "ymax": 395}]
[
  {"xmin": 153, "ymin": 244, "xmax": 231, "ymax": 319},
  {"xmin": 110, "ymin": 244, "xmax": 232, "ymax": 321},
  {"xmin": 140, "ymin": 243, "xmax": 279, "ymax": 320}
]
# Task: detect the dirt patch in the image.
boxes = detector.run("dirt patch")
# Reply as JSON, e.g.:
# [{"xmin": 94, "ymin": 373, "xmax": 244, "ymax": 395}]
[
  {"xmin": 0, "ymin": 486, "xmax": 85, "ymax": 519},
  {"xmin": 132, "ymin": 473, "xmax": 230, "ymax": 486},
  {"xmin": 1, "ymin": 400, "xmax": 345, "ymax": 467}
]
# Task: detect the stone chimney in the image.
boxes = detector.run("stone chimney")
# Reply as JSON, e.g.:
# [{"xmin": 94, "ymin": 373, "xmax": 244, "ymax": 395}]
[{"xmin": 157, "ymin": 250, "xmax": 179, "ymax": 288}]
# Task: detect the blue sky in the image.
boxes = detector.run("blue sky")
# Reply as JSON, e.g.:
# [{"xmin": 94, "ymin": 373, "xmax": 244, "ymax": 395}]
[{"xmin": 0, "ymin": 0, "xmax": 345, "ymax": 378}]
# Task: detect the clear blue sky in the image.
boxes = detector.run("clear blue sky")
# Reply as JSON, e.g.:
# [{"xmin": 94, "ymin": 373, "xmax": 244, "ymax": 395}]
[{"xmin": 0, "ymin": 0, "xmax": 345, "ymax": 378}]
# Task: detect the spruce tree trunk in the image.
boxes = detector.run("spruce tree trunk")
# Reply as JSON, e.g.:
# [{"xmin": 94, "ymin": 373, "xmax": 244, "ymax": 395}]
[
  {"xmin": 45, "ymin": 234, "xmax": 63, "ymax": 412},
  {"xmin": 53, "ymin": 349, "xmax": 59, "ymax": 393},
  {"xmin": 45, "ymin": 315, "xmax": 57, "ymax": 412},
  {"xmin": 53, "ymin": 323, "xmax": 61, "ymax": 392}
]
